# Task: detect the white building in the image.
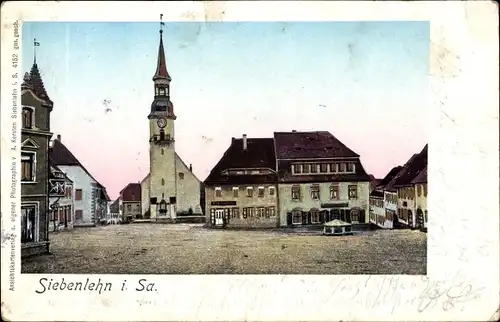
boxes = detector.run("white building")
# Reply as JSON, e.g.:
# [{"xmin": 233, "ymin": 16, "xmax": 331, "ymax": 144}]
[{"xmin": 50, "ymin": 135, "xmax": 110, "ymax": 227}]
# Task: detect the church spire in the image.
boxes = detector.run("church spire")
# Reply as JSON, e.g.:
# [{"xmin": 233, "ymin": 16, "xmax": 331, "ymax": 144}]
[{"xmin": 153, "ymin": 14, "xmax": 171, "ymax": 81}]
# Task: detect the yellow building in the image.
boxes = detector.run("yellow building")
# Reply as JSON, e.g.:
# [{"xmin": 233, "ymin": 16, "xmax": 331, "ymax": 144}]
[
  {"xmin": 412, "ymin": 166, "xmax": 427, "ymax": 231},
  {"xmin": 141, "ymin": 23, "xmax": 202, "ymax": 221}
]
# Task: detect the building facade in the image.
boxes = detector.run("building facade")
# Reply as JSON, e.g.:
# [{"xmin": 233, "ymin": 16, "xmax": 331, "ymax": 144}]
[
  {"xmin": 412, "ymin": 166, "xmax": 427, "ymax": 231},
  {"xmin": 369, "ymin": 166, "xmax": 402, "ymax": 229},
  {"xmin": 394, "ymin": 145, "xmax": 427, "ymax": 229},
  {"xmin": 119, "ymin": 183, "xmax": 142, "ymax": 221},
  {"xmin": 50, "ymin": 135, "xmax": 109, "ymax": 227},
  {"xmin": 274, "ymin": 131, "xmax": 371, "ymax": 227},
  {"xmin": 141, "ymin": 23, "xmax": 202, "ymax": 221},
  {"xmin": 204, "ymin": 135, "xmax": 278, "ymax": 228},
  {"xmin": 20, "ymin": 58, "xmax": 55, "ymax": 257},
  {"xmin": 48, "ymin": 162, "xmax": 75, "ymax": 232}
]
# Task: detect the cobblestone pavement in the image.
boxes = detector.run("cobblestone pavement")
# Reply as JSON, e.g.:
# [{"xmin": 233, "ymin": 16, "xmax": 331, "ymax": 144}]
[{"xmin": 22, "ymin": 224, "xmax": 427, "ymax": 274}]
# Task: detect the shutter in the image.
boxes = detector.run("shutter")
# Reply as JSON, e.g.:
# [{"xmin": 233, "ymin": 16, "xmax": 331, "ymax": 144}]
[{"xmin": 287, "ymin": 212, "xmax": 292, "ymax": 226}]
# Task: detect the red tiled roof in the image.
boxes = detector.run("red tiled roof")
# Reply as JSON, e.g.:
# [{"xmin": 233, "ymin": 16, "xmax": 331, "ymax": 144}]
[
  {"xmin": 120, "ymin": 183, "xmax": 141, "ymax": 202},
  {"xmin": 394, "ymin": 144, "xmax": 428, "ymax": 188},
  {"xmin": 204, "ymin": 137, "xmax": 277, "ymax": 185},
  {"xmin": 153, "ymin": 32, "xmax": 171, "ymax": 80},
  {"xmin": 274, "ymin": 131, "xmax": 359, "ymax": 159},
  {"xmin": 50, "ymin": 138, "xmax": 108, "ymax": 198}
]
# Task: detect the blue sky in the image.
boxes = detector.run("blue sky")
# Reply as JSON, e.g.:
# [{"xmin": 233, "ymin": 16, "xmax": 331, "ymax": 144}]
[{"xmin": 22, "ymin": 21, "xmax": 429, "ymax": 199}]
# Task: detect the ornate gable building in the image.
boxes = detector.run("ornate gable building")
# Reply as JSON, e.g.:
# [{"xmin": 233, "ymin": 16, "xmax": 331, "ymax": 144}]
[
  {"xmin": 141, "ymin": 22, "xmax": 202, "ymax": 220},
  {"xmin": 20, "ymin": 54, "xmax": 56, "ymax": 256}
]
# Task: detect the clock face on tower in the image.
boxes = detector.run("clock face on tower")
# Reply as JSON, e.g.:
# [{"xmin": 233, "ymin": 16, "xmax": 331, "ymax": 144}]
[{"xmin": 157, "ymin": 118, "xmax": 167, "ymax": 129}]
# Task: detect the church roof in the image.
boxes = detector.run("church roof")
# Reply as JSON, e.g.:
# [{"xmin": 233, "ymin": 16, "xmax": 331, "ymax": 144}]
[{"xmin": 153, "ymin": 30, "xmax": 171, "ymax": 80}]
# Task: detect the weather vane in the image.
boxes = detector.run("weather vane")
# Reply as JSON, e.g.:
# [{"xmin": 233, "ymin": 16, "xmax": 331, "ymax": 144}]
[{"xmin": 160, "ymin": 14, "xmax": 165, "ymax": 34}]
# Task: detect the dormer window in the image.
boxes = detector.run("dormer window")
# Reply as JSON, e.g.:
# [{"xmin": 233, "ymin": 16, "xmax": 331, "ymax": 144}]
[{"xmin": 22, "ymin": 107, "xmax": 34, "ymax": 129}]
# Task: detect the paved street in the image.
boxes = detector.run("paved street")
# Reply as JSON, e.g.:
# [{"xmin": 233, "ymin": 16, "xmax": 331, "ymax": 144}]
[{"xmin": 22, "ymin": 224, "xmax": 427, "ymax": 275}]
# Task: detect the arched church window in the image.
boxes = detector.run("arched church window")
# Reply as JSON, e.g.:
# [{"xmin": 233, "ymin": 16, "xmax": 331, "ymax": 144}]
[{"xmin": 161, "ymin": 178, "xmax": 165, "ymax": 186}]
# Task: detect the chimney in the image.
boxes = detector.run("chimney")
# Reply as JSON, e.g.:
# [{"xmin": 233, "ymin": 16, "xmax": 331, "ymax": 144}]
[
  {"xmin": 242, "ymin": 134, "xmax": 247, "ymax": 150},
  {"xmin": 189, "ymin": 164, "xmax": 192, "ymax": 172},
  {"xmin": 57, "ymin": 134, "xmax": 61, "ymax": 141}
]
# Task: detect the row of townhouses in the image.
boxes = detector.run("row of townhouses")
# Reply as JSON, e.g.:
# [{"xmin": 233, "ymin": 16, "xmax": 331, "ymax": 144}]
[
  {"xmin": 369, "ymin": 145, "xmax": 428, "ymax": 231},
  {"xmin": 203, "ymin": 132, "xmax": 374, "ymax": 229},
  {"xmin": 20, "ymin": 52, "xmax": 110, "ymax": 257}
]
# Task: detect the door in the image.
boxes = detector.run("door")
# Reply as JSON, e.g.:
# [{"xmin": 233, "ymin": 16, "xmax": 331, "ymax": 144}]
[{"xmin": 215, "ymin": 209, "xmax": 224, "ymax": 226}]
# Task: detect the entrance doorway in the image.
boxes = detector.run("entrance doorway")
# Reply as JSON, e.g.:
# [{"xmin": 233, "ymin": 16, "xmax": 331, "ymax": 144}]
[{"xmin": 215, "ymin": 209, "xmax": 224, "ymax": 226}]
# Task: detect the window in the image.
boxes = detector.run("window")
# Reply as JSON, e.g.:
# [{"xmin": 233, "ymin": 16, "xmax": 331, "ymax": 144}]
[
  {"xmin": 244, "ymin": 207, "xmax": 254, "ymax": 218},
  {"xmin": 258, "ymin": 207, "xmax": 266, "ymax": 217},
  {"xmin": 21, "ymin": 152, "xmax": 36, "ymax": 182},
  {"xmin": 233, "ymin": 187, "xmax": 239, "ymax": 198},
  {"xmin": 329, "ymin": 163, "xmax": 335, "ymax": 172},
  {"xmin": 246, "ymin": 187, "xmax": 253, "ymax": 197},
  {"xmin": 330, "ymin": 185, "xmax": 339, "ymax": 200},
  {"xmin": 68, "ymin": 206, "xmax": 72, "ymax": 222},
  {"xmin": 423, "ymin": 184, "xmax": 427, "ymax": 197},
  {"xmin": 310, "ymin": 164, "xmax": 318, "ymax": 173},
  {"xmin": 22, "ymin": 107, "xmax": 34, "ymax": 129},
  {"xmin": 424, "ymin": 210, "xmax": 428, "ymax": 222},
  {"xmin": 320, "ymin": 163, "xmax": 328, "ymax": 173},
  {"xmin": 311, "ymin": 210, "xmax": 320, "ymax": 223},
  {"xmin": 268, "ymin": 207, "xmax": 276, "ymax": 217},
  {"xmin": 302, "ymin": 164, "xmax": 310, "ymax": 173},
  {"xmin": 291, "ymin": 185, "xmax": 301, "ymax": 200},
  {"xmin": 179, "ymin": 172, "xmax": 184, "ymax": 180},
  {"xmin": 127, "ymin": 204, "xmax": 132, "ymax": 211},
  {"xmin": 161, "ymin": 149, "xmax": 164, "ymax": 155},
  {"xmin": 75, "ymin": 209, "xmax": 83, "ymax": 220},
  {"xmin": 65, "ymin": 186, "xmax": 72, "ymax": 198},
  {"xmin": 351, "ymin": 208, "xmax": 360, "ymax": 222},
  {"xmin": 310, "ymin": 185, "xmax": 320, "ymax": 200},
  {"xmin": 75, "ymin": 189, "xmax": 83, "ymax": 201},
  {"xmin": 21, "ymin": 205, "xmax": 37, "ymax": 243},
  {"xmin": 161, "ymin": 178, "xmax": 165, "ymax": 186},
  {"xmin": 340, "ymin": 163, "xmax": 346, "ymax": 172},
  {"xmin": 159, "ymin": 88, "xmax": 165, "ymax": 96},
  {"xmin": 269, "ymin": 187, "xmax": 275, "ymax": 196},
  {"xmin": 231, "ymin": 208, "xmax": 239, "ymax": 219},
  {"xmin": 293, "ymin": 164, "xmax": 302, "ymax": 174},
  {"xmin": 348, "ymin": 185, "xmax": 358, "ymax": 199},
  {"xmin": 292, "ymin": 210, "xmax": 302, "ymax": 224},
  {"xmin": 417, "ymin": 185, "xmax": 421, "ymax": 196},
  {"xmin": 215, "ymin": 187, "xmax": 222, "ymax": 198},
  {"xmin": 347, "ymin": 163, "xmax": 354, "ymax": 172},
  {"xmin": 258, "ymin": 187, "xmax": 265, "ymax": 198}
]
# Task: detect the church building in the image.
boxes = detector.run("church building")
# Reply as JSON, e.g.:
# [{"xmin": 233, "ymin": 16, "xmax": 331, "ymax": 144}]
[{"xmin": 141, "ymin": 21, "xmax": 202, "ymax": 220}]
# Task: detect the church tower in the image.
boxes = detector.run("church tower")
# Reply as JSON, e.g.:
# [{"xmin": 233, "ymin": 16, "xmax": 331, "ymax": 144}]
[{"xmin": 148, "ymin": 16, "xmax": 177, "ymax": 219}]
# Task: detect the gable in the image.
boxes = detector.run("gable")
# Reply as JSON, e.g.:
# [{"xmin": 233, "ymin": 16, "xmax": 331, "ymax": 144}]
[{"xmin": 21, "ymin": 137, "xmax": 40, "ymax": 149}]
